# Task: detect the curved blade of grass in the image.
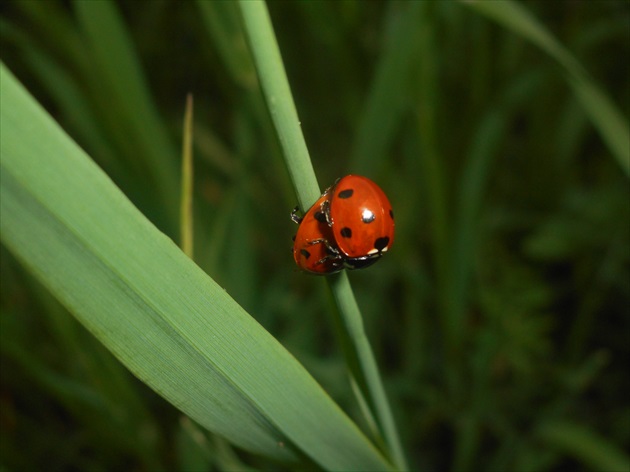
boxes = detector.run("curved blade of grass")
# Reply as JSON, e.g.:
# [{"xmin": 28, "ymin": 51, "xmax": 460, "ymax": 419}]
[
  {"xmin": 195, "ymin": 0, "xmax": 257, "ymax": 90},
  {"xmin": 0, "ymin": 63, "xmax": 393, "ymax": 471},
  {"xmin": 237, "ymin": 2, "xmax": 406, "ymax": 469},
  {"xmin": 350, "ymin": 1, "xmax": 424, "ymax": 175},
  {"xmin": 537, "ymin": 420, "xmax": 630, "ymax": 472},
  {"xmin": 461, "ymin": 0, "xmax": 630, "ymax": 175},
  {"xmin": 0, "ymin": 18, "xmax": 122, "ymax": 178},
  {"xmin": 73, "ymin": 0, "xmax": 180, "ymax": 221},
  {"xmin": 235, "ymin": 2, "xmax": 320, "ymax": 213},
  {"xmin": 195, "ymin": 0, "xmax": 289, "ymax": 206}
]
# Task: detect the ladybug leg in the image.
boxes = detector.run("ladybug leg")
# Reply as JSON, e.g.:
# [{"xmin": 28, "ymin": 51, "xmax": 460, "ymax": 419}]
[
  {"xmin": 316, "ymin": 250, "xmax": 343, "ymax": 267},
  {"xmin": 316, "ymin": 254, "xmax": 341, "ymax": 267},
  {"xmin": 306, "ymin": 238, "xmax": 342, "ymax": 267},
  {"xmin": 320, "ymin": 198, "xmax": 332, "ymax": 226},
  {"xmin": 290, "ymin": 206, "xmax": 303, "ymax": 224},
  {"xmin": 305, "ymin": 237, "xmax": 328, "ymax": 247},
  {"xmin": 321, "ymin": 184, "xmax": 334, "ymax": 197},
  {"xmin": 321, "ymin": 177, "xmax": 343, "ymax": 226}
]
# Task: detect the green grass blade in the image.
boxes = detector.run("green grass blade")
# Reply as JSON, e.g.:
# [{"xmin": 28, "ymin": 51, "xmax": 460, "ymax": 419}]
[
  {"xmin": 414, "ymin": 4, "xmax": 452, "ymax": 357},
  {"xmin": 237, "ymin": 2, "xmax": 406, "ymax": 469},
  {"xmin": 196, "ymin": 0, "xmax": 257, "ymax": 90},
  {"xmin": 0, "ymin": 63, "xmax": 393, "ymax": 471},
  {"xmin": 461, "ymin": 0, "xmax": 630, "ymax": 175},
  {"xmin": 73, "ymin": 0, "xmax": 180, "ymax": 219},
  {"xmin": 350, "ymin": 1, "xmax": 424, "ymax": 175},
  {"xmin": 567, "ymin": 73, "xmax": 630, "ymax": 174},
  {"xmin": 0, "ymin": 19, "xmax": 121, "ymax": 174},
  {"xmin": 180, "ymin": 94, "xmax": 194, "ymax": 257},
  {"xmin": 327, "ymin": 275, "xmax": 408, "ymax": 470},
  {"xmin": 237, "ymin": 0, "xmax": 320, "ymax": 212},
  {"xmin": 537, "ymin": 420, "xmax": 630, "ymax": 472}
]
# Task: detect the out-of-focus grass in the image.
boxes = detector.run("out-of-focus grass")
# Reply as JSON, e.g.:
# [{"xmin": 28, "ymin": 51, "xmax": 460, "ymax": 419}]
[{"xmin": 1, "ymin": 1, "xmax": 629, "ymax": 470}]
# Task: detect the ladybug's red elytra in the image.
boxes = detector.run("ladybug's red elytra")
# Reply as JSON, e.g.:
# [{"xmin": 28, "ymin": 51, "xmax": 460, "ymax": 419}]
[
  {"xmin": 291, "ymin": 175, "xmax": 394, "ymax": 274},
  {"xmin": 326, "ymin": 175, "xmax": 395, "ymax": 269}
]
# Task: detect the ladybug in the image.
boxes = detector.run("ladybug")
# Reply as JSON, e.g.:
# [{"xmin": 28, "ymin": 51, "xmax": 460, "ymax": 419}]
[
  {"xmin": 291, "ymin": 193, "xmax": 343, "ymax": 275},
  {"xmin": 324, "ymin": 175, "xmax": 395, "ymax": 270}
]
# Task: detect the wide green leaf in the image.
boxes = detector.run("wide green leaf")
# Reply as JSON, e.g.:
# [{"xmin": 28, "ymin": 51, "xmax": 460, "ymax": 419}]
[{"xmin": 0, "ymin": 63, "xmax": 393, "ymax": 471}]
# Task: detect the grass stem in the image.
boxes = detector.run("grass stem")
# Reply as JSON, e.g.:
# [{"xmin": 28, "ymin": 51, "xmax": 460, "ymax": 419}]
[
  {"xmin": 180, "ymin": 93, "xmax": 194, "ymax": 258},
  {"xmin": 238, "ymin": 1, "xmax": 407, "ymax": 469}
]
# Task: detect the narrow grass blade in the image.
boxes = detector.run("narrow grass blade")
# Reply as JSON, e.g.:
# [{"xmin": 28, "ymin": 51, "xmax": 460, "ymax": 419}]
[
  {"xmin": 0, "ymin": 63, "xmax": 393, "ymax": 471},
  {"xmin": 0, "ymin": 19, "xmax": 120, "ymax": 174},
  {"xmin": 412, "ymin": 8, "xmax": 456, "ymax": 399},
  {"xmin": 237, "ymin": 2, "xmax": 407, "ymax": 469},
  {"xmin": 180, "ymin": 93, "xmax": 194, "ymax": 258},
  {"xmin": 196, "ymin": 0, "xmax": 257, "ymax": 90},
  {"xmin": 461, "ymin": 0, "xmax": 630, "ymax": 175},
  {"xmin": 237, "ymin": 0, "xmax": 320, "ymax": 212},
  {"xmin": 327, "ymin": 275, "xmax": 409, "ymax": 470},
  {"xmin": 73, "ymin": 0, "xmax": 180, "ymax": 218},
  {"xmin": 537, "ymin": 420, "xmax": 630, "ymax": 472},
  {"xmin": 350, "ymin": 1, "xmax": 424, "ymax": 175}
]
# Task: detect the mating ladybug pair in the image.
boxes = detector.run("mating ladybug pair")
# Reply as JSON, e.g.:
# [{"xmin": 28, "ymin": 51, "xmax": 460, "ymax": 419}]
[{"xmin": 291, "ymin": 175, "xmax": 395, "ymax": 275}]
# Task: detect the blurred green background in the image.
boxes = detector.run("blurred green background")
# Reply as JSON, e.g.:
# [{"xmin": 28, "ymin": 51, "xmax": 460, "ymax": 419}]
[{"xmin": 1, "ymin": 1, "xmax": 628, "ymax": 471}]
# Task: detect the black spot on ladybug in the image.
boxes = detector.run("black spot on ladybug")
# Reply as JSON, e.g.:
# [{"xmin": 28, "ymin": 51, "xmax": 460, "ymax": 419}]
[
  {"xmin": 362, "ymin": 210, "xmax": 375, "ymax": 224},
  {"xmin": 338, "ymin": 189, "xmax": 354, "ymax": 199},
  {"xmin": 300, "ymin": 249, "xmax": 311, "ymax": 259},
  {"xmin": 390, "ymin": 209, "xmax": 394, "ymax": 220},
  {"xmin": 292, "ymin": 235, "xmax": 296, "ymax": 242},
  {"xmin": 314, "ymin": 211, "xmax": 326, "ymax": 223},
  {"xmin": 340, "ymin": 227, "xmax": 352, "ymax": 238},
  {"xmin": 374, "ymin": 237, "xmax": 390, "ymax": 251}
]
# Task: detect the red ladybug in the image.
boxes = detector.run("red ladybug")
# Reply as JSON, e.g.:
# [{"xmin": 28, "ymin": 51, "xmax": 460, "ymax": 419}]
[
  {"xmin": 324, "ymin": 175, "xmax": 395, "ymax": 270},
  {"xmin": 291, "ymin": 193, "xmax": 343, "ymax": 275}
]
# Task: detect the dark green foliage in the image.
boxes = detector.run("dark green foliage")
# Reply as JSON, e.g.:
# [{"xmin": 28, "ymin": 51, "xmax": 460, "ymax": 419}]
[{"xmin": 1, "ymin": 0, "xmax": 628, "ymax": 470}]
